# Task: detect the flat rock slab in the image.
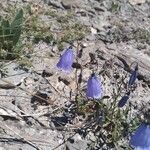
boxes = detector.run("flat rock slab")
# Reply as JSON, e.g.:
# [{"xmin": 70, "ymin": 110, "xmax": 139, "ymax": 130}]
[
  {"xmin": 0, "ymin": 63, "xmax": 29, "ymax": 87},
  {"xmin": 61, "ymin": 0, "xmax": 88, "ymax": 9},
  {"xmin": 129, "ymin": 0, "xmax": 146, "ymax": 5}
]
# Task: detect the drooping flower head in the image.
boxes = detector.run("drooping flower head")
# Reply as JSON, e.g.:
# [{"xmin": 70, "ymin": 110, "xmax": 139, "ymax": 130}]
[
  {"xmin": 56, "ymin": 46, "xmax": 74, "ymax": 72},
  {"xmin": 128, "ymin": 63, "xmax": 138, "ymax": 86},
  {"xmin": 118, "ymin": 92, "xmax": 130, "ymax": 108},
  {"xmin": 86, "ymin": 73, "xmax": 103, "ymax": 99},
  {"xmin": 118, "ymin": 95, "xmax": 129, "ymax": 108},
  {"xmin": 130, "ymin": 123, "xmax": 150, "ymax": 150}
]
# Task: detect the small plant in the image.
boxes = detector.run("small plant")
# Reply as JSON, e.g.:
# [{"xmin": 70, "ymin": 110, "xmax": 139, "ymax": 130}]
[
  {"xmin": 0, "ymin": 9, "xmax": 23, "ymax": 59},
  {"xmin": 134, "ymin": 28, "xmax": 150, "ymax": 44},
  {"xmin": 109, "ymin": 2, "xmax": 120, "ymax": 13},
  {"xmin": 56, "ymin": 45, "xmax": 147, "ymax": 149},
  {"xmin": 59, "ymin": 23, "xmax": 89, "ymax": 43}
]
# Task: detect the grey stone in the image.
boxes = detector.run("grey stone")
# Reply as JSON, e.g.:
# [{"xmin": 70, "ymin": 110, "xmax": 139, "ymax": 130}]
[
  {"xmin": 45, "ymin": 0, "xmax": 63, "ymax": 9},
  {"xmin": 129, "ymin": 0, "xmax": 146, "ymax": 5},
  {"xmin": 0, "ymin": 63, "xmax": 29, "ymax": 85},
  {"xmin": 66, "ymin": 134, "xmax": 88, "ymax": 150},
  {"xmin": 61, "ymin": 0, "xmax": 88, "ymax": 9}
]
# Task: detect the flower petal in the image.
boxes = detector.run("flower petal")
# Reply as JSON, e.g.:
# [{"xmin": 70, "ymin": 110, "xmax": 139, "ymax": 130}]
[
  {"xmin": 57, "ymin": 47, "xmax": 74, "ymax": 72},
  {"xmin": 86, "ymin": 73, "xmax": 103, "ymax": 99},
  {"xmin": 128, "ymin": 64, "xmax": 138, "ymax": 86},
  {"xmin": 130, "ymin": 123, "xmax": 150, "ymax": 150},
  {"xmin": 118, "ymin": 95, "xmax": 129, "ymax": 107}
]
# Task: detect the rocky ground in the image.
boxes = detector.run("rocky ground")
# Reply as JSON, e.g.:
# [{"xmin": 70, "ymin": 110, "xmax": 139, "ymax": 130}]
[{"xmin": 0, "ymin": 0, "xmax": 150, "ymax": 149}]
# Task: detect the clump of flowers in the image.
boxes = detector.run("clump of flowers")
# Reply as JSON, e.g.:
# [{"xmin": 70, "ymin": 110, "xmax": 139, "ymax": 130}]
[
  {"xmin": 118, "ymin": 62, "xmax": 138, "ymax": 107},
  {"xmin": 56, "ymin": 45, "xmax": 146, "ymax": 149}
]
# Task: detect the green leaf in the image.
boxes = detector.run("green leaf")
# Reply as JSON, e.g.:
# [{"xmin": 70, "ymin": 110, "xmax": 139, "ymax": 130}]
[
  {"xmin": 1, "ymin": 19, "xmax": 11, "ymax": 39},
  {"xmin": 11, "ymin": 9, "xmax": 23, "ymax": 45},
  {"xmin": 0, "ymin": 16, "xmax": 2, "ymax": 23},
  {"xmin": 0, "ymin": 19, "xmax": 14, "ymax": 50}
]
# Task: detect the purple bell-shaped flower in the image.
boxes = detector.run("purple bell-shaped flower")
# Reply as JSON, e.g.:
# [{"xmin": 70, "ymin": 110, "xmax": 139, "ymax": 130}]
[
  {"xmin": 56, "ymin": 46, "xmax": 74, "ymax": 72},
  {"xmin": 118, "ymin": 95, "xmax": 129, "ymax": 108},
  {"xmin": 86, "ymin": 73, "xmax": 103, "ymax": 99},
  {"xmin": 130, "ymin": 123, "xmax": 150, "ymax": 150},
  {"xmin": 128, "ymin": 63, "xmax": 138, "ymax": 86},
  {"xmin": 118, "ymin": 92, "xmax": 130, "ymax": 108}
]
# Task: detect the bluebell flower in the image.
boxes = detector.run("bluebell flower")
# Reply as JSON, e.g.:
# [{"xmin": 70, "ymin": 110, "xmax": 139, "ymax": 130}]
[
  {"xmin": 118, "ymin": 95, "xmax": 129, "ymax": 108},
  {"xmin": 86, "ymin": 73, "xmax": 103, "ymax": 99},
  {"xmin": 128, "ymin": 64, "xmax": 138, "ymax": 86},
  {"xmin": 56, "ymin": 46, "xmax": 74, "ymax": 72},
  {"xmin": 130, "ymin": 123, "xmax": 150, "ymax": 150},
  {"xmin": 118, "ymin": 92, "xmax": 130, "ymax": 107}
]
